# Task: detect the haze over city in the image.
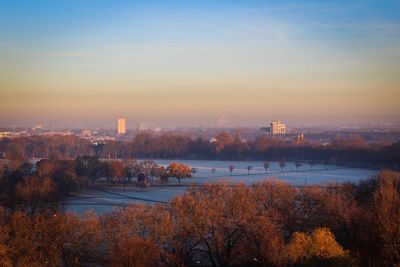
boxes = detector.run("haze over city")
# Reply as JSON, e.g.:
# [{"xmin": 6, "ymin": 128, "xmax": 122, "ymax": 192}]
[
  {"xmin": 1, "ymin": 0, "xmax": 400, "ymax": 128},
  {"xmin": 2, "ymin": 1, "xmax": 400, "ymax": 266}
]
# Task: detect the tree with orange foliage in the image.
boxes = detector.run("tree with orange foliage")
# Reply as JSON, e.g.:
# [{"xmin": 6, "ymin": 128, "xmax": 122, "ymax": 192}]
[
  {"xmin": 170, "ymin": 182, "xmax": 286, "ymax": 267},
  {"xmin": 108, "ymin": 236, "xmax": 161, "ymax": 267},
  {"xmin": 372, "ymin": 170, "xmax": 400, "ymax": 265},
  {"xmin": 15, "ymin": 175, "xmax": 58, "ymax": 214},
  {"xmin": 0, "ymin": 209, "xmax": 12, "ymax": 267},
  {"xmin": 166, "ymin": 163, "xmax": 192, "ymax": 185},
  {"xmin": 251, "ymin": 180, "xmax": 298, "ymax": 233},
  {"xmin": 102, "ymin": 204, "xmax": 165, "ymax": 267},
  {"xmin": 7, "ymin": 211, "xmax": 67, "ymax": 266},
  {"xmin": 0, "ymin": 211, "xmax": 102, "ymax": 267},
  {"xmin": 212, "ymin": 132, "xmax": 233, "ymax": 155},
  {"xmin": 62, "ymin": 212, "xmax": 101, "ymax": 266},
  {"xmin": 105, "ymin": 160, "xmax": 125, "ymax": 184},
  {"xmin": 285, "ymin": 228, "xmax": 348, "ymax": 265}
]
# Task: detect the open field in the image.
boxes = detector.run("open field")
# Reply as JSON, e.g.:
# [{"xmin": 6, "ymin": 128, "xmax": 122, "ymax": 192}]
[{"xmin": 66, "ymin": 160, "xmax": 377, "ymax": 213}]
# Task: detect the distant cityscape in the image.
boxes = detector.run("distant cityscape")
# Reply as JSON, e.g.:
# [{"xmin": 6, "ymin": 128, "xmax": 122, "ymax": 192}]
[{"xmin": 1, "ymin": 118, "xmax": 400, "ymax": 146}]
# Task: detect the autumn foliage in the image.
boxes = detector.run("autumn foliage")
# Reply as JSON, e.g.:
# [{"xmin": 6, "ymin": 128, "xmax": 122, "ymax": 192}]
[
  {"xmin": 285, "ymin": 228, "xmax": 347, "ymax": 265},
  {"xmin": 0, "ymin": 168, "xmax": 399, "ymax": 266}
]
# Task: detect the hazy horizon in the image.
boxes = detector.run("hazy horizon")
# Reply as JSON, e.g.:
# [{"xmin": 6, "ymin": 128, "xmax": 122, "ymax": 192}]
[
  {"xmin": 1, "ymin": 0, "xmax": 400, "ymax": 128},
  {"xmin": 1, "ymin": 114, "xmax": 400, "ymax": 131}
]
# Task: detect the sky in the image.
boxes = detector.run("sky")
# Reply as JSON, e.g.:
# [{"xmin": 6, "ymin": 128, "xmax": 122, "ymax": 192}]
[{"xmin": 1, "ymin": 0, "xmax": 400, "ymax": 128}]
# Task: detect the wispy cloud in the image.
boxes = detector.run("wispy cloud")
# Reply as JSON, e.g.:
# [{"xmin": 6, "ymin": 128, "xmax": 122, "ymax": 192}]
[{"xmin": 28, "ymin": 50, "xmax": 96, "ymax": 58}]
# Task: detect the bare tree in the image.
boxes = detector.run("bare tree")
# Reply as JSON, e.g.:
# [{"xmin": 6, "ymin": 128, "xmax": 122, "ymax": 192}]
[
  {"xmin": 263, "ymin": 161, "xmax": 270, "ymax": 173},
  {"xmin": 279, "ymin": 159, "xmax": 287, "ymax": 172},
  {"xmin": 229, "ymin": 165, "xmax": 234, "ymax": 176},
  {"xmin": 247, "ymin": 165, "xmax": 252, "ymax": 175},
  {"xmin": 211, "ymin": 168, "xmax": 216, "ymax": 176},
  {"xmin": 191, "ymin": 167, "xmax": 197, "ymax": 177}
]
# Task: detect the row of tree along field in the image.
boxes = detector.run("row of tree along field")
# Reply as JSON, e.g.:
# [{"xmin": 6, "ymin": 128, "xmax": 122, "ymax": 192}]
[
  {"xmin": 0, "ymin": 157, "xmax": 195, "ymax": 209},
  {"xmin": 0, "ymin": 156, "xmax": 294, "ymax": 203},
  {"xmin": 1, "ymin": 132, "xmax": 399, "ymax": 169},
  {"xmin": 0, "ymin": 159, "xmax": 399, "ymax": 266}
]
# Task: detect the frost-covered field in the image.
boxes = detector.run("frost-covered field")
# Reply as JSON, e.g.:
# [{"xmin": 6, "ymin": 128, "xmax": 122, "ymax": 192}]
[{"xmin": 66, "ymin": 160, "xmax": 377, "ymax": 213}]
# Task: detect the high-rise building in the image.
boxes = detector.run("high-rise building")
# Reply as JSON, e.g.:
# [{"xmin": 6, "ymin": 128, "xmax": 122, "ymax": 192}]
[
  {"xmin": 270, "ymin": 120, "xmax": 286, "ymax": 134},
  {"xmin": 294, "ymin": 133, "xmax": 304, "ymax": 144},
  {"xmin": 81, "ymin": 128, "xmax": 91, "ymax": 137},
  {"xmin": 118, "ymin": 118, "xmax": 126, "ymax": 134}
]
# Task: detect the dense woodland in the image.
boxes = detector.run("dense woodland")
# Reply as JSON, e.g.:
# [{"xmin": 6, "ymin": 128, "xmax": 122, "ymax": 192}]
[
  {"xmin": 0, "ymin": 157, "xmax": 399, "ymax": 266},
  {"xmin": 0, "ymin": 132, "xmax": 399, "ymax": 169}
]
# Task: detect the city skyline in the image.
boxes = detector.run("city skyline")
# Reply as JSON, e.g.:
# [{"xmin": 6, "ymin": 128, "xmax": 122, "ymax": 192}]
[{"xmin": 1, "ymin": 1, "xmax": 400, "ymax": 128}]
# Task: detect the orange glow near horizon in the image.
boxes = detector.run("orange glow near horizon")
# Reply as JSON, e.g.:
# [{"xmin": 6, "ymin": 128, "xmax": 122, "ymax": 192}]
[{"xmin": 1, "ymin": 1, "xmax": 399, "ymax": 127}]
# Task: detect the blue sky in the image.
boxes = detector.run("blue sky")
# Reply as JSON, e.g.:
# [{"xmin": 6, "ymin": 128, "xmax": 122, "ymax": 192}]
[{"xmin": 1, "ymin": 0, "xmax": 399, "ymax": 128}]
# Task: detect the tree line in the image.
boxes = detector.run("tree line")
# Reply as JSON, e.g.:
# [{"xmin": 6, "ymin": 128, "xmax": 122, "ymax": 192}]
[
  {"xmin": 0, "ymin": 163, "xmax": 399, "ymax": 266},
  {"xmin": 0, "ymin": 156, "xmax": 193, "ymax": 214},
  {"xmin": 1, "ymin": 132, "xmax": 399, "ymax": 169}
]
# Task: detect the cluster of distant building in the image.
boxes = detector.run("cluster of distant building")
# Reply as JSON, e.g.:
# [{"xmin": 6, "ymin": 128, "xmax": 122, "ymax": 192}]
[
  {"xmin": 0, "ymin": 118, "xmax": 303, "ymax": 144},
  {"xmin": 260, "ymin": 120, "xmax": 305, "ymax": 143},
  {"xmin": 2, "ymin": 119, "xmax": 400, "ymax": 146},
  {"xmin": 118, "ymin": 118, "xmax": 290, "ymax": 137},
  {"xmin": 1, "ymin": 119, "xmax": 289, "ymax": 140},
  {"xmin": 0, "ymin": 118, "xmax": 161, "ymax": 143},
  {"xmin": 117, "ymin": 118, "xmax": 163, "ymax": 134},
  {"xmin": 260, "ymin": 120, "xmax": 287, "ymax": 135},
  {"xmin": 0, "ymin": 131, "xmax": 33, "ymax": 139}
]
